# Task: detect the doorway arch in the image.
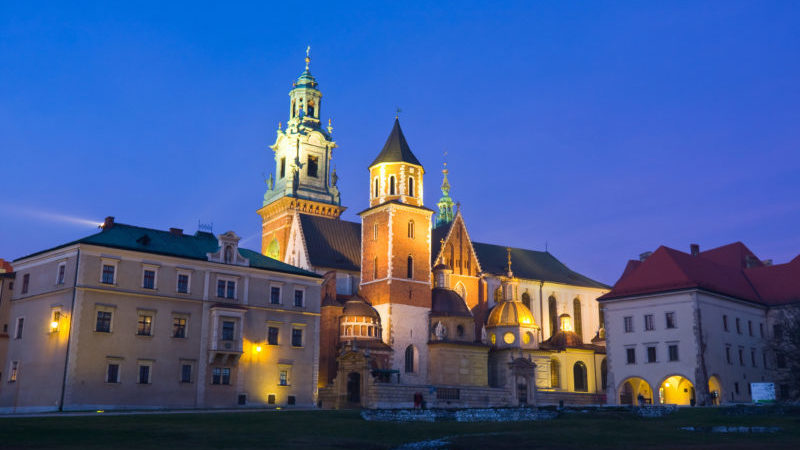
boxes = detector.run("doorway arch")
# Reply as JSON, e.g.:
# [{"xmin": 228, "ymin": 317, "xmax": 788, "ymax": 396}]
[
  {"xmin": 659, "ymin": 375, "xmax": 695, "ymax": 406},
  {"xmin": 346, "ymin": 372, "xmax": 361, "ymax": 404},
  {"xmin": 708, "ymin": 375, "xmax": 722, "ymax": 406},
  {"xmin": 618, "ymin": 377, "xmax": 653, "ymax": 405}
]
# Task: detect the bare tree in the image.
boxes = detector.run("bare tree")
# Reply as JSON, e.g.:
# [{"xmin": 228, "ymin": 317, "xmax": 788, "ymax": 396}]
[{"xmin": 769, "ymin": 305, "xmax": 800, "ymax": 401}]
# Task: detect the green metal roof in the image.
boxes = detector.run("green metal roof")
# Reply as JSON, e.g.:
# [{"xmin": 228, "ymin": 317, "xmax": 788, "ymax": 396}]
[{"xmin": 16, "ymin": 223, "xmax": 320, "ymax": 278}]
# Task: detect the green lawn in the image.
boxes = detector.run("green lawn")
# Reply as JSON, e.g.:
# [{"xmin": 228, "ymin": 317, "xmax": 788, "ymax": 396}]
[{"xmin": 0, "ymin": 407, "xmax": 798, "ymax": 449}]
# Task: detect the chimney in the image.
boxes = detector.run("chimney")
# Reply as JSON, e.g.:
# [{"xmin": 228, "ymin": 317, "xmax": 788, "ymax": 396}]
[
  {"xmin": 762, "ymin": 259, "xmax": 773, "ymax": 266},
  {"xmin": 690, "ymin": 243, "xmax": 700, "ymax": 256},
  {"xmin": 745, "ymin": 255, "xmax": 759, "ymax": 268},
  {"xmin": 639, "ymin": 251, "xmax": 652, "ymax": 262},
  {"xmin": 169, "ymin": 228, "xmax": 184, "ymax": 236},
  {"xmin": 102, "ymin": 216, "xmax": 115, "ymax": 229}
]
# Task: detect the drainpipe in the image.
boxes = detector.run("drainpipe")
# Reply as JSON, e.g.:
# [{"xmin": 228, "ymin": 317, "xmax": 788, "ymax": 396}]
[{"xmin": 59, "ymin": 248, "xmax": 80, "ymax": 412}]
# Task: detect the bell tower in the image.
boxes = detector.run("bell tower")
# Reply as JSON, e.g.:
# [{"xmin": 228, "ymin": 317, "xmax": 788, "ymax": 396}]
[
  {"xmin": 258, "ymin": 48, "xmax": 344, "ymax": 261},
  {"xmin": 359, "ymin": 118, "xmax": 434, "ymax": 383}
]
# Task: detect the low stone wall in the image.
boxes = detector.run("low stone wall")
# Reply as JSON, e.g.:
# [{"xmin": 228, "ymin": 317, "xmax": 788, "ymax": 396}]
[
  {"xmin": 361, "ymin": 407, "xmax": 557, "ymax": 422},
  {"xmin": 535, "ymin": 391, "xmax": 606, "ymax": 406},
  {"xmin": 366, "ymin": 384, "xmax": 510, "ymax": 409},
  {"xmin": 634, "ymin": 405, "xmax": 678, "ymax": 417}
]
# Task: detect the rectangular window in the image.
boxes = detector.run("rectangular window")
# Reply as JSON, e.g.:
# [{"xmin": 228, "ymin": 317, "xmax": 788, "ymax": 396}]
[
  {"xmin": 738, "ymin": 348, "xmax": 744, "ymax": 366},
  {"xmin": 665, "ymin": 312, "xmax": 676, "ymax": 329},
  {"xmin": 647, "ymin": 346, "xmax": 657, "ymax": 363},
  {"xmin": 759, "ymin": 323, "xmax": 764, "ymax": 338},
  {"xmin": 751, "ymin": 348, "xmax": 757, "ymax": 367},
  {"xmin": 177, "ymin": 274, "xmax": 189, "ymax": 294},
  {"xmin": 137, "ymin": 314, "xmax": 153, "ymax": 336},
  {"xmin": 270, "ymin": 286, "xmax": 281, "ymax": 304},
  {"xmin": 173, "ymin": 317, "xmax": 187, "ymax": 338},
  {"xmin": 748, "ymin": 320, "xmax": 753, "ymax": 336},
  {"xmin": 143, "ymin": 270, "xmax": 156, "ymax": 289},
  {"xmin": 212, "ymin": 367, "xmax": 231, "ymax": 385},
  {"xmin": 222, "ymin": 321, "xmax": 235, "ymax": 341},
  {"xmin": 280, "ymin": 157, "xmax": 286, "ymax": 179},
  {"xmin": 279, "ymin": 370, "xmax": 288, "ymax": 386},
  {"xmin": 626, "ymin": 347, "xmax": 636, "ymax": 364},
  {"xmin": 217, "ymin": 280, "xmax": 225, "ymax": 297},
  {"xmin": 725, "ymin": 346, "xmax": 732, "ymax": 364},
  {"xmin": 14, "ymin": 317, "xmax": 23, "ymax": 339},
  {"xmin": 723, "ymin": 315, "xmax": 728, "ymax": 331},
  {"xmin": 623, "ymin": 316, "xmax": 633, "ymax": 333},
  {"xmin": 268, "ymin": 327, "xmax": 279, "ymax": 345},
  {"xmin": 294, "ymin": 289, "xmax": 304, "ymax": 307},
  {"xmin": 307, "ymin": 155, "xmax": 318, "ymax": 178},
  {"xmin": 736, "ymin": 318, "xmax": 741, "ymax": 334},
  {"xmin": 734, "ymin": 382, "xmax": 740, "ymax": 394},
  {"xmin": 96, "ymin": 311, "xmax": 112, "ymax": 332},
  {"xmin": 180, "ymin": 364, "xmax": 192, "ymax": 383},
  {"xmin": 106, "ymin": 363, "xmax": 120, "ymax": 383},
  {"xmin": 226, "ymin": 281, "xmax": 235, "ymax": 299},
  {"xmin": 217, "ymin": 280, "xmax": 236, "ymax": 299},
  {"xmin": 21, "ymin": 274, "xmax": 30, "ymax": 294},
  {"xmin": 138, "ymin": 364, "xmax": 151, "ymax": 384},
  {"xmin": 291, "ymin": 328, "xmax": 303, "ymax": 347},
  {"xmin": 102, "ymin": 264, "xmax": 115, "ymax": 284},
  {"xmin": 668, "ymin": 344, "xmax": 679, "ymax": 361},
  {"xmin": 644, "ymin": 314, "xmax": 654, "ymax": 331},
  {"xmin": 57, "ymin": 264, "xmax": 66, "ymax": 285},
  {"xmin": 288, "ymin": 395, "xmax": 296, "ymax": 405},
  {"xmin": 9, "ymin": 361, "xmax": 19, "ymax": 382}
]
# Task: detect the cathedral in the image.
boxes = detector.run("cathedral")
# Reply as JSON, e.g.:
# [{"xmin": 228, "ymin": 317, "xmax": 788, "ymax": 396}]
[{"xmin": 258, "ymin": 52, "xmax": 611, "ymax": 408}]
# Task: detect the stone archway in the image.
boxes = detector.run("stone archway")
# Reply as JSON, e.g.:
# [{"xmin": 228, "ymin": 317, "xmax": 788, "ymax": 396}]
[
  {"xmin": 618, "ymin": 377, "xmax": 653, "ymax": 405},
  {"xmin": 708, "ymin": 375, "xmax": 722, "ymax": 406},
  {"xmin": 659, "ymin": 375, "xmax": 695, "ymax": 406}
]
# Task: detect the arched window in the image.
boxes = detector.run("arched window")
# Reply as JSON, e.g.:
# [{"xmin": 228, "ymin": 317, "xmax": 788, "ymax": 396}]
[
  {"xmin": 573, "ymin": 361, "xmax": 588, "ymax": 392},
  {"xmin": 224, "ymin": 245, "xmax": 233, "ymax": 264},
  {"xmin": 456, "ymin": 324, "xmax": 464, "ymax": 338},
  {"xmin": 407, "ymin": 255, "xmax": 413, "ymax": 279},
  {"xmin": 549, "ymin": 296, "xmax": 558, "ymax": 337},
  {"xmin": 389, "ymin": 176, "xmax": 396, "ymax": 195},
  {"xmin": 408, "ymin": 220, "xmax": 414, "ymax": 238},
  {"xmin": 373, "ymin": 257, "xmax": 378, "ymax": 279},
  {"xmin": 455, "ymin": 282, "xmax": 466, "ymax": 300},
  {"xmin": 408, "ymin": 177, "xmax": 415, "ymax": 197},
  {"xmin": 573, "ymin": 298, "xmax": 583, "ymax": 337},
  {"xmin": 601, "ymin": 358, "xmax": 608, "ymax": 390},
  {"xmin": 374, "ymin": 177, "xmax": 379, "ymax": 198},
  {"xmin": 404, "ymin": 345, "xmax": 415, "ymax": 373},
  {"xmin": 373, "ymin": 223, "xmax": 378, "ymax": 241},
  {"xmin": 307, "ymin": 100, "xmax": 315, "ymax": 117},
  {"xmin": 551, "ymin": 360, "xmax": 560, "ymax": 388},
  {"xmin": 521, "ymin": 292, "xmax": 531, "ymax": 310},
  {"xmin": 448, "ymin": 243, "xmax": 454, "ymax": 266},
  {"xmin": 266, "ymin": 238, "xmax": 280, "ymax": 260}
]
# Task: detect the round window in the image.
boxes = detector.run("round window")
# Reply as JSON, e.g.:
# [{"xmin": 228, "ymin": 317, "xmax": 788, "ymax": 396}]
[
  {"xmin": 490, "ymin": 333, "xmax": 497, "ymax": 345},
  {"xmin": 503, "ymin": 332, "xmax": 516, "ymax": 344}
]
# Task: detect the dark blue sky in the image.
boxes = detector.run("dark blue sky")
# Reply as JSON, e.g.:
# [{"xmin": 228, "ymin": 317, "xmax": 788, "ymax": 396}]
[{"xmin": 2, "ymin": 1, "xmax": 799, "ymax": 284}]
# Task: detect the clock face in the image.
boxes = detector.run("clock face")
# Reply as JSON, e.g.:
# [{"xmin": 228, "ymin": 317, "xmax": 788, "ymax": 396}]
[{"xmin": 504, "ymin": 332, "xmax": 516, "ymax": 344}]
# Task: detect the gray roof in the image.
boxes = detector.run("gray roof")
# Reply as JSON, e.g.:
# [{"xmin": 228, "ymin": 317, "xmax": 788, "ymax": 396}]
[
  {"xmin": 299, "ymin": 214, "xmax": 362, "ymax": 272},
  {"xmin": 369, "ymin": 119, "xmax": 422, "ymax": 167},
  {"xmin": 471, "ymin": 242, "xmax": 609, "ymax": 289}
]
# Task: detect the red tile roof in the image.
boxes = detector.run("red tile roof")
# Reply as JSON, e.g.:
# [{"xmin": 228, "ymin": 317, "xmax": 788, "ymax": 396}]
[{"xmin": 599, "ymin": 243, "xmax": 800, "ymax": 306}]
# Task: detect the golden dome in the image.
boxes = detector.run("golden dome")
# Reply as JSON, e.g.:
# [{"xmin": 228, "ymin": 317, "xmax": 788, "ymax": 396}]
[{"xmin": 487, "ymin": 300, "xmax": 536, "ymax": 327}]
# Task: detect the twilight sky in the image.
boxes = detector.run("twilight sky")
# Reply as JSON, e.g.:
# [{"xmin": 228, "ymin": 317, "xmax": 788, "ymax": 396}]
[{"xmin": 1, "ymin": 1, "xmax": 799, "ymax": 284}]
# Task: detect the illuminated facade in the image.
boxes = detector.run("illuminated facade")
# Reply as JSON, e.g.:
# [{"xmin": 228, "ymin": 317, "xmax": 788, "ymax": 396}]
[
  {"xmin": 0, "ymin": 218, "xmax": 322, "ymax": 413},
  {"xmin": 261, "ymin": 53, "xmax": 611, "ymax": 408}
]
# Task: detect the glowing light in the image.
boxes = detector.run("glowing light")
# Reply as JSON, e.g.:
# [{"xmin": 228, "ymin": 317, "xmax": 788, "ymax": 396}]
[
  {"xmin": 560, "ymin": 315, "xmax": 573, "ymax": 332},
  {"xmin": 503, "ymin": 332, "xmax": 516, "ymax": 344},
  {"xmin": 50, "ymin": 321, "xmax": 59, "ymax": 330},
  {"xmin": 96, "ymin": 410, "xmax": 104, "ymax": 413},
  {"xmin": 665, "ymin": 383, "xmax": 670, "ymax": 388},
  {"xmin": 255, "ymin": 346, "xmax": 262, "ymax": 353}
]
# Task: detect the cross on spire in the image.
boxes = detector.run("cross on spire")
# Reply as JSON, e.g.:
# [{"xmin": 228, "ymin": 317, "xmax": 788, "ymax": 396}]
[{"xmin": 305, "ymin": 45, "xmax": 311, "ymax": 70}]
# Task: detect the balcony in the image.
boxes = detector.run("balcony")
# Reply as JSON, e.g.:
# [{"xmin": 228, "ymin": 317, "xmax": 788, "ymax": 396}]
[{"xmin": 208, "ymin": 339, "xmax": 243, "ymax": 365}]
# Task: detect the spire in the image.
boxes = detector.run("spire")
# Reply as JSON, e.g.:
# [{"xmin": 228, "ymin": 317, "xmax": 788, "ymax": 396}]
[
  {"xmin": 369, "ymin": 119, "xmax": 422, "ymax": 167},
  {"xmin": 506, "ymin": 247, "xmax": 513, "ymax": 277},
  {"xmin": 305, "ymin": 45, "xmax": 311, "ymax": 70},
  {"xmin": 435, "ymin": 155, "xmax": 455, "ymax": 227}
]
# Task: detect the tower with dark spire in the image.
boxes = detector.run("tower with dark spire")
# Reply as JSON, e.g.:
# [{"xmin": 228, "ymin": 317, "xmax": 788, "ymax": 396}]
[{"xmin": 258, "ymin": 48, "xmax": 344, "ymax": 261}]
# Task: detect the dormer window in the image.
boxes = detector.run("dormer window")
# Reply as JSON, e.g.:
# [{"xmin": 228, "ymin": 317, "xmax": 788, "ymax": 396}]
[{"xmin": 224, "ymin": 246, "xmax": 233, "ymax": 264}]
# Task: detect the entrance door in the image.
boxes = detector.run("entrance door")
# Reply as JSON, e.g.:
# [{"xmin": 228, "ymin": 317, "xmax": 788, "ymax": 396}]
[
  {"xmin": 346, "ymin": 372, "xmax": 361, "ymax": 404},
  {"xmin": 517, "ymin": 376, "xmax": 528, "ymax": 405}
]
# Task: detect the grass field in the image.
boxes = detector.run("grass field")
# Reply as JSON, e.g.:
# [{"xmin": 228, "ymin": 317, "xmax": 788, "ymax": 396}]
[{"xmin": 0, "ymin": 406, "xmax": 798, "ymax": 449}]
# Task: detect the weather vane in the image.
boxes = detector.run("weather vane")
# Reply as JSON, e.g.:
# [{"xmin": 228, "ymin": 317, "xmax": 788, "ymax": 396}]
[
  {"xmin": 395, "ymin": 107, "xmax": 402, "ymax": 119},
  {"xmin": 305, "ymin": 45, "xmax": 311, "ymax": 69}
]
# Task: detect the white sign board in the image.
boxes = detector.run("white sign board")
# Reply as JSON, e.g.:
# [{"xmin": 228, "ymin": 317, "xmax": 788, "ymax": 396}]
[{"xmin": 750, "ymin": 382, "xmax": 776, "ymax": 403}]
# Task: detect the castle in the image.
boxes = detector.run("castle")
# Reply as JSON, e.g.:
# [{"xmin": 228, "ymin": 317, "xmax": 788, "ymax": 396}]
[{"xmin": 258, "ymin": 52, "xmax": 611, "ymax": 408}]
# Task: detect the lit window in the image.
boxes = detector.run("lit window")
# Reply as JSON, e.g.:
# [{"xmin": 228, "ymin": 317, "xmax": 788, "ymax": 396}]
[
  {"xmin": 503, "ymin": 332, "xmax": 515, "ymax": 344},
  {"xmin": 137, "ymin": 314, "xmax": 153, "ymax": 336},
  {"xmin": 9, "ymin": 361, "xmax": 19, "ymax": 382},
  {"xmin": 173, "ymin": 317, "xmax": 187, "ymax": 338}
]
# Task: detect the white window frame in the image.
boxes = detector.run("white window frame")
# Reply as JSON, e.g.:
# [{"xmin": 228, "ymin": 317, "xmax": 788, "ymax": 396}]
[
  {"xmin": 137, "ymin": 360, "xmax": 153, "ymax": 385},
  {"xmin": 216, "ymin": 276, "xmax": 238, "ymax": 300},
  {"xmin": 100, "ymin": 258, "xmax": 119, "ymax": 285},
  {"xmin": 106, "ymin": 358, "xmax": 122, "ymax": 383},
  {"xmin": 644, "ymin": 314, "xmax": 655, "ymax": 331},
  {"xmin": 269, "ymin": 283, "xmax": 283, "ymax": 305},
  {"xmin": 278, "ymin": 363, "xmax": 292, "ymax": 386},
  {"xmin": 142, "ymin": 265, "xmax": 159, "ymax": 290},
  {"xmin": 176, "ymin": 270, "xmax": 192, "ymax": 294},
  {"xmin": 293, "ymin": 287, "xmax": 305, "ymax": 308},
  {"xmin": 94, "ymin": 304, "xmax": 116, "ymax": 333},
  {"xmin": 172, "ymin": 314, "xmax": 189, "ymax": 339},
  {"xmin": 56, "ymin": 262, "xmax": 67, "ymax": 285},
  {"xmin": 136, "ymin": 309, "xmax": 156, "ymax": 337},
  {"xmin": 291, "ymin": 323, "xmax": 306, "ymax": 347}
]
